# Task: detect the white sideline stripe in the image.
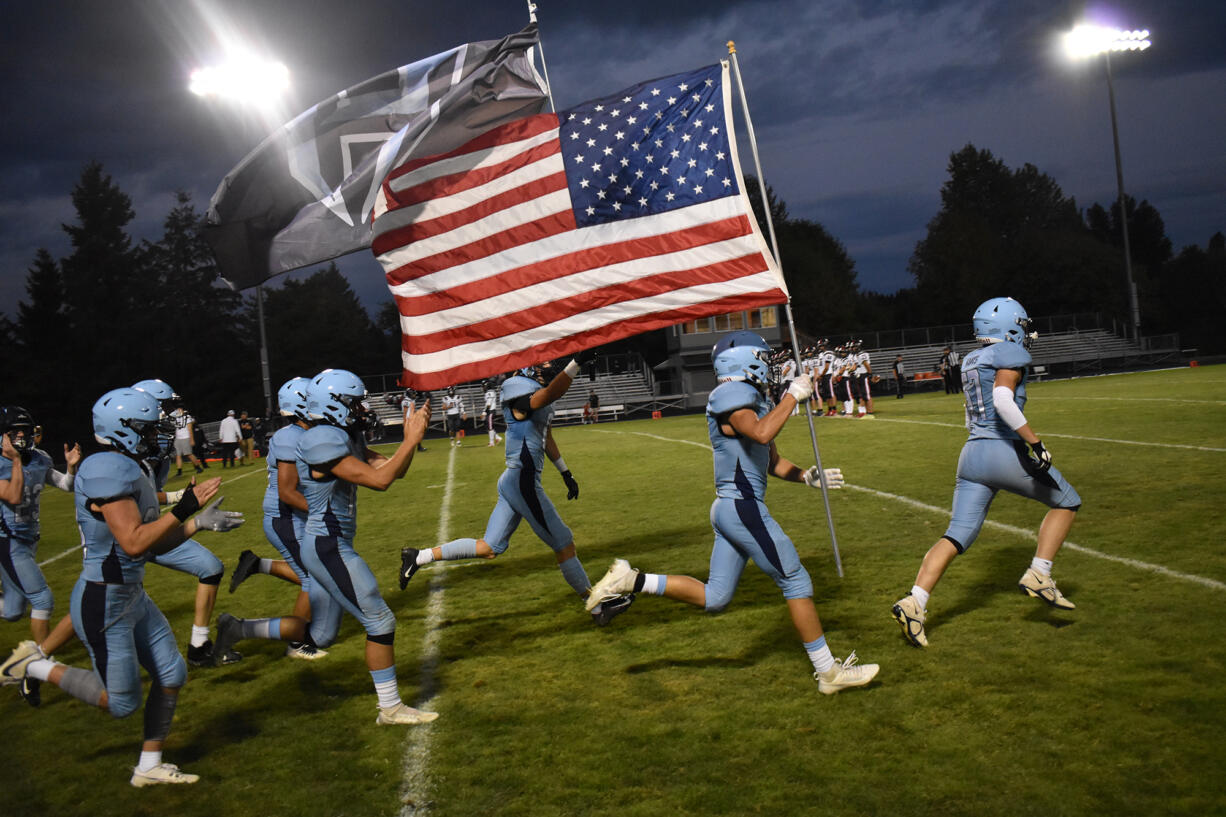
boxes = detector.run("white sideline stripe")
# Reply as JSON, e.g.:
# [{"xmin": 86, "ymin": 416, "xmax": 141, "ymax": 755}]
[
  {"xmin": 598, "ymin": 428, "xmax": 1226, "ymax": 592},
  {"xmin": 399, "ymin": 444, "xmax": 456, "ymax": 816},
  {"xmin": 1041, "ymin": 396, "xmax": 1226, "ymax": 406},
  {"xmin": 875, "ymin": 417, "xmax": 1226, "ymax": 453},
  {"xmin": 38, "ymin": 468, "xmax": 265, "ymax": 568},
  {"xmin": 845, "ymin": 484, "xmax": 1226, "ymax": 593}
]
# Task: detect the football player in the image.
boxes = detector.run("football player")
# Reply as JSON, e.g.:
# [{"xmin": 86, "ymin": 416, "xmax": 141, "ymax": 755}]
[
  {"xmin": 222, "ymin": 377, "xmax": 338, "ymax": 660},
  {"xmin": 216, "ymin": 369, "xmax": 436, "ymax": 725},
  {"xmin": 130, "ymin": 379, "xmax": 240, "ymax": 667},
  {"xmin": 481, "ymin": 379, "xmax": 503, "ymax": 447},
  {"xmin": 586, "ymin": 331, "xmax": 879, "ymax": 692},
  {"xmin": 0, "ymin": 406, "xmax": 80, "ymax": 645},
  {"xmin": 399, "ymin": 356, "xmax": 634, "ymax": 626},
  {"xmin": 1, "ymin": 387, "xmax": 243, "ymax": 786},
  {"xmin": 892, "ymin": 297, "xmax": 1081, "ymax": 648},
  {"xmin": 442, "ymin": 386, "xmax": 466, "ymax": 447}
]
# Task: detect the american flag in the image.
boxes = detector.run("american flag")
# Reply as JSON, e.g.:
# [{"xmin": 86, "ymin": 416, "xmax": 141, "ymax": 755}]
[{"xmin": 372, "ymin": 62, "xmax": 787, "ymax": 390}]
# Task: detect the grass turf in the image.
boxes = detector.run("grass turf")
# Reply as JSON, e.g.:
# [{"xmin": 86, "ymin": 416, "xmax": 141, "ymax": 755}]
[{"xmin": 2, "ymin": 365, "xmax": 1223, "ymax": 816}]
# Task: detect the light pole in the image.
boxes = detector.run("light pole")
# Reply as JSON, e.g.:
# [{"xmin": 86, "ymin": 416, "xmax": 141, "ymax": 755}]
[
  {"xmin": 190, "ymin": 55, "xmax": 290, "ymax": 418},
  {"xmin": 1063, "ymin": 24, "xmax": 1151, "ymax": 342}
]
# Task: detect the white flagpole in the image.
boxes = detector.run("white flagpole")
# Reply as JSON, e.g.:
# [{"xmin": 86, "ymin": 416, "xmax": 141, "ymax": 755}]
[
  {"xmin": 727, "ymin": 41, "xmax": 844, "ymax": 577},
  {"xmin": 527, "ymin": 2, "xmax": 557, "ymax": 113}
]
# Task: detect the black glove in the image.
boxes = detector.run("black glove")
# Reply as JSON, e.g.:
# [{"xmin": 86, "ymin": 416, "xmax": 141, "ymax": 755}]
[
  {"xmin": 571, "ymin": 348, "xmax": 598, "ymax": 369},
  {"xmin": 1028, "ymin": 440, "xmax": 1052, "ymax": 472},
  {"xmin": 561, "ymin": 470, "xmax": 579, "ymax": 500},
  {"xmin": 170, "ymin": 482, "xmax": 202, "ymax": 522}
]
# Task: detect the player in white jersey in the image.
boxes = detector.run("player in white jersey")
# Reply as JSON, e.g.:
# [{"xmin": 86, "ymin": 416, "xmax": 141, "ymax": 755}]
[
  {"xmin": 442, "ymin": 386, "xmax": 466, "ymax": 447},
  {"xmin": 816, "ymin": 339, "xmax": 837, "ymax": 416},
  {"xmin": 482, "ymin": 381, "xmax": 503, "ymax": 446},
  {"xmin": 892, "ymin": 298, "xmax": 1081, "ymax": 648}
]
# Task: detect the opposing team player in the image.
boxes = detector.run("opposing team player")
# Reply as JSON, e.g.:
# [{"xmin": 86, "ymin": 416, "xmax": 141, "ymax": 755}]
[
  {"xmin": 0, "ymin": 407, "xmax": 80, "ymax": 646},
  {"xmin": 2, "ymin": 387, "xmax": 243, "ymax": 786},
  {"xmin": 217, "ymin": 369, "xmax": 436, "ymax": 725},
  {"xmin": 586, "ymin": 332, "xmax": 879, "ymax": 692},
  {"xmin": 892, "ymin": 297, "xmax": 1081, "ymax": 647},
  {"xmin": 399, "ymin": 357, "xmax": 633, "ymax": 626},
  {"xmin": 222, "ymin": 377, "xmax": 338, "ymax": 660},
  {"xmin": 481, "ymin": 380, "xmax": 503, "ymax": 447}
]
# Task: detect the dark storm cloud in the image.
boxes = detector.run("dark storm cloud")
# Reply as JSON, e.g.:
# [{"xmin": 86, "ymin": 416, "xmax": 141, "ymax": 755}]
[{"xmin": 1, "ymin": 0, "xmax": 1223, "ymax": 316}]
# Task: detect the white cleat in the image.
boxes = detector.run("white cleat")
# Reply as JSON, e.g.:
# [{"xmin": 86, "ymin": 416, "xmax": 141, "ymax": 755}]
[
  {"xmin": 814, "ymin": 651, "xmax": 879, "ymax": 695},
  {"xmin": 1, "ymin": 640, "xmax": 43, "ymax": 684},
  {"xmin": 376, "ymin": 702, "xmax": 440, "ymax": 725},
  {"xmin": 1018, "ymin": 568, "xmax": 1076, "ymax": 609},
  {"xmin": 285, "ymin": 642, "xmax": 328, "ymax": 660},
  {"xmin": 892, "ymin": 595, "xmax": 929, "ymax": 647},
  {"xmin": 130, "ymin": 763, "xmax": 200, "ymax": 787},
  {"xmin": 585, "ymin": 559, "xmax": 639, "ymax": 612}
]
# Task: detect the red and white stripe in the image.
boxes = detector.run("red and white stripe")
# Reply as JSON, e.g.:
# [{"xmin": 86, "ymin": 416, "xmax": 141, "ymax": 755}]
[{"xmin": 372, "ymin": 82, "xmax": 786, "ymax": 390}]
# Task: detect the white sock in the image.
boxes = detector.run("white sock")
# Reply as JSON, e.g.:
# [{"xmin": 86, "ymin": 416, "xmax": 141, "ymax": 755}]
[
  {"xmin": 641, "ymin": 573, "xmax": 666, "ymax": 595},
  {"xmin": 910, "ymin": 585, "xmax": 930, "ymax": 609},
  {"xmin": 137, "ymin": 750, "xmax": 162, "ymax": 773},
  {"xmin": 805, "ymin": 636, "xmax": 835, "ymax": 674},
  {"xmin": 416, "ymin": 549, "xmax": 436, "ymax": 566},
  {"xmin": 190, "ymin": 625, "xmax": 210, "ymax": 647},
  {"xmin": 1030, "ymin": 557, "xmax": 1053, "ymax": 577},
  {"xmin": 844, "ymin": 400, "xmax": 853, "ymax": 414},
  {"xmin": 259, "ymin": 558, "xmax": 275, "ymax": 574},
  {"xmin": 26, "ymin": 658, "xmax": 57, "ymax": 682}
]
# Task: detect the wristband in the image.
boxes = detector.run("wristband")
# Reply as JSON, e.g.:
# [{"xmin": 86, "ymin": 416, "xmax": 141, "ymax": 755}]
[
  {"xmin": 552, "ymin": 456, "xmax": 568, "ymax": 473},
  {"xmin": 564, "ymin": 360, "xmax": 581, "ymax": 378}
]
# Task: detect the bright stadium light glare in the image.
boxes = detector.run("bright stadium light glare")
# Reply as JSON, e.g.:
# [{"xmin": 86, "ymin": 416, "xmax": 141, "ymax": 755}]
[
  {"xmin": 1063, "ymin": 25, "xmax": 1152, "ymax": 59},
  {"xmin": 189, "ymin": 56, "xmax": 290, "ymax": 104}
]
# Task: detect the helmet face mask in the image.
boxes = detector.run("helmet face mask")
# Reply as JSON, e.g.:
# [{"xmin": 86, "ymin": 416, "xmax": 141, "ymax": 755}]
[
  {"xmin": 1, "ymin": 406, "xmax": 36, "ymax": 452},
  {"xmin": 973, "ymin": 297, "xmax": 1037, "ymax": 347}
]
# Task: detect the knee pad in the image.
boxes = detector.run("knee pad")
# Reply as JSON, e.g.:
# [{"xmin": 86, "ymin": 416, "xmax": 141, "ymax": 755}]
[
  {"xmin": 198, "ymin": 571, "xmax": 223, "ymax": 586},
  {"xmin": 366, "ymin": 630, "xmax": 395, "ymax": 646}
]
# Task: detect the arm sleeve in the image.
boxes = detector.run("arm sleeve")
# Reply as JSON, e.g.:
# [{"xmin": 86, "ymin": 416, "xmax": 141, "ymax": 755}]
[
  {"xmin": 47, "ymin": 469, "xmax": 74, "ymax": 492},
  {"xmin": 993, "ymin": 386, "xmax": 1029, "ymax": 430}
]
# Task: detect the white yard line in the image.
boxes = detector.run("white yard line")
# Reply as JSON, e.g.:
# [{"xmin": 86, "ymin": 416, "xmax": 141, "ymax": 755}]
[
  {"xmin": 399, "ymin": 444, "xmax": 457, "ymax": 817},
  {"xmin": 874, "ymin": 417, "xmax": 1226, "ymax": 453},
  {"xmin": 597, "ymin": 428, "xmax": 1226, "ymax": 592},
  {"xmin": 1039, "ymin": 396, "xmax": 1226, "ymax": 406}
]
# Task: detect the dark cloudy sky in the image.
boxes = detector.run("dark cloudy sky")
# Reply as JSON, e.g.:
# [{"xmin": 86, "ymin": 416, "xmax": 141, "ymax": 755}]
[{"xmin": 1, "ymin": 0, "xmax": 1223, "ymax": 316}]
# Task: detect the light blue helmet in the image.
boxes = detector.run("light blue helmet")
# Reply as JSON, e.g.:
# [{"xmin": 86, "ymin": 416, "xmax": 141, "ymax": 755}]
[
  {"xmin": 277, "ymin": 377, "xmax": 312, "ymax": 420},
  {"xmin": 132, "ymin": 378, "xmax": 178, "ymax": 404},
  {"xmin": 307, "ymin": 369, "xmax": 367, "ymax": 428},
  {"xmin": 973, "ymin": 297, "xmax": 1035, "ymax": 347},
  {"xmin": 93, "ymin": 388, "xmax": 165, "ymax": 455},
  {"xmin": 501, "ymin": 375, "xmax": 540, "ymax": 404},
  {"xmin": 711, "ymin": 331, "xmax": 772, "ymax": 389}
]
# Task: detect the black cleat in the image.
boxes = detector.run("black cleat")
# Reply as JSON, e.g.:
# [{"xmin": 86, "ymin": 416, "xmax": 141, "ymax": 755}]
[
  {"xmin": 399, "ymin": 548, "xmax": 421, "ymax": 590},
  {"xmin": 186, "ymin": 640, "xmax": 215, "ymax": 667},
  {"xmin": 591, "ymin": 593, "xmax": 636, "ymax": 626},
  {"xmin": 211, "ymin": 613, "xmax": 243, "ymax": 666},
  {"xmin": 229, "ymin": 549, "xmax": 260, "ymax": 594},
  {"xmin": 19, "ymin": 676, "xmax": 41, "ymax": 707}
]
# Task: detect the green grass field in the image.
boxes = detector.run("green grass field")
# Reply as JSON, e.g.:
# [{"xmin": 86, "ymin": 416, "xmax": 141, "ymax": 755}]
[{"xmin": 3, "ymin": 366, "xmax": 1224, "ymax": 817}]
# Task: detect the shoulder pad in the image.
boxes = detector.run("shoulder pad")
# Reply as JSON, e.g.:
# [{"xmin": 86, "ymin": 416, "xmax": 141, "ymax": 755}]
[
  {"xmin": 270, "ymin": 424, "xmax": 304, "ymax": 463},
  {"xmin": 989, "ymin": 342, "xmax": 1032, "ymax": 369},
  {"xmin": 76, "ymin": 452, "xmax": 143, "ymax": 501},
  {"xmin": 297, "ymin": 425, "xmax": 351, "ymax": 466},
  {"xmin": 708, "ymin": 381, "xmax": 760, "ymax": 416}
]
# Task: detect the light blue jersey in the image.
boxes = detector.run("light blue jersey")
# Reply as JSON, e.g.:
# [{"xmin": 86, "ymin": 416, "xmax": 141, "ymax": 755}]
[
  {"xmin": 960, "ymin": 342, "xmax": 1031, "ymax": 441},
  {"xmin": 707, "ymin": 381, "xmax": 771, "ymax": 500},
  {"xmin": 501, "ymin": 376, "xmax": 555, "ymax": 472},
  {"xmin": 298, "ymin": 425, "xmax": 362, "ymax": 540},
  {"xmin": 263, "ymin": 422, "xmax": 308, "ymax": 519},
  {"xmin": 0, "ymin": 449, "xmax": 56, "ymax": 543},
  {"xmin": 75, "ymin": 451, "xmax": 160, "ymax": 584}
]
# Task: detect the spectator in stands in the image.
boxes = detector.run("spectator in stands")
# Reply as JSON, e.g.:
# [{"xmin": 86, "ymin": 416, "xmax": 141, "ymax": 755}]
[{"xmin": 893, "ymin": 355, "xmax": 906, "ymax": 399}]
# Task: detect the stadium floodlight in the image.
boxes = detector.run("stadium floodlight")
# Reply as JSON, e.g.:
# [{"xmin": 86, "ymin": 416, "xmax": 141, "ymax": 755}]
[
  {"xmin": 189, "ymin": 56, "xmax": 290, "ymax": 104},
  {"xmin": 1062, "ymin": 23, "xmax": 1152, "ymax": 341}
]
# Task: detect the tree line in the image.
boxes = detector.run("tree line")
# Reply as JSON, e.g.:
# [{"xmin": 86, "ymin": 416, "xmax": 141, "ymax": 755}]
[{"xmin": 3, "ymin": 148, "xmax": 1223, "ymax": 454}]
